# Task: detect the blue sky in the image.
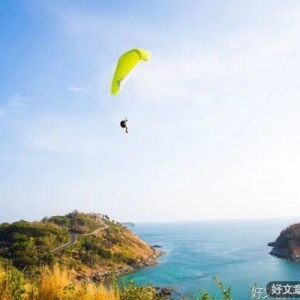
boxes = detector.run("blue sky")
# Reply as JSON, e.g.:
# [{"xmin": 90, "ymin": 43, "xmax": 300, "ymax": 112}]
[{"xmin": 1, "ymin": 0, "xmax": 300, "ymax": 223}]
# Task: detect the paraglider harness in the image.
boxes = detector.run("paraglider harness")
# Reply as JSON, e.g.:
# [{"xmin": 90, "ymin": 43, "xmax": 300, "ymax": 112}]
[{"xmin": 120, "ymin": 119, "xmax": 128, "ymax": 133}]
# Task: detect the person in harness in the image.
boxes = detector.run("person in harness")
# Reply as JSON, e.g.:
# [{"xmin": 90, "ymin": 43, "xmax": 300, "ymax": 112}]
[{"xmin": 120, "ymin": 119, "xmax": 128, "ymax": 133}]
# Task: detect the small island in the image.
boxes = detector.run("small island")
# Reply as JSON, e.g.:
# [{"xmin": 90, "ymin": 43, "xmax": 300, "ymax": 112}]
[
  {"xmin": 268, "ymin": 222, "xmax": 300, "ymax": 261},
  {"xmin": 121, "ymin": 222, "xmax": 135, "ymax": 227}
]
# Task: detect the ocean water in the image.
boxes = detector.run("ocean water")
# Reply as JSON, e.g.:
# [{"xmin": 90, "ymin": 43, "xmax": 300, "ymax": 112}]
[{"xmin": 119, "ymin": 217, "xmax": 300, "ymax": 299}]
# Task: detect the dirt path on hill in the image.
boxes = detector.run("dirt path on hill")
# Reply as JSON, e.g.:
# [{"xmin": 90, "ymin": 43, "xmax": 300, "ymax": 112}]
[{"xmin": 50, "ymin": 220, "xmax": 108, "ymax": 253}]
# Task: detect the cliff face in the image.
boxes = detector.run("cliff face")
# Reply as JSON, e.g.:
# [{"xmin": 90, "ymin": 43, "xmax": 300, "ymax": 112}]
[{"xmin": 268, "ymin": 222, "xmax": 300, "ymax": 261}]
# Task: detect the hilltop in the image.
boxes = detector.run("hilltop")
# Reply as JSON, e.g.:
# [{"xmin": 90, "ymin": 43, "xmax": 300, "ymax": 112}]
[
  {"xmin": 0, "ymin": 211, "xmax": 162, "ymax": 280},
  {"xmin": 268, "ymin": 222, "xmax": 300, "ymax": 261}
]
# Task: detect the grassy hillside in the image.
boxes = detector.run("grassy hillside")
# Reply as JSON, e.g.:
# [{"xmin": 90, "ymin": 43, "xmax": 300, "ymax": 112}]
[{"xmin": 0, "ymin": 211, "xmax": 156, "ymax": 279}]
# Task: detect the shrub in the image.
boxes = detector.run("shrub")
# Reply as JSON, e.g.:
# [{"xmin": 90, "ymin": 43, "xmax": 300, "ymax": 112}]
[
  {"xmin": 196, "ymin": 277, "xmax": 232, "ymax": 300},
  {"xmin": 118, "ymin": 281, "xmax": 161, "ymax": 300}
]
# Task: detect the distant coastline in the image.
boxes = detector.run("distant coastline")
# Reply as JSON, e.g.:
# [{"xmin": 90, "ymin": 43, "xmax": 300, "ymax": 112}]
[{"xmin": 121, "ymin": 222, "xmax": 135, "ymax": 227}]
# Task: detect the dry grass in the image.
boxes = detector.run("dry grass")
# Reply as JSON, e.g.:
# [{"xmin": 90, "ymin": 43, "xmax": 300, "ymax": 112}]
[
  {"xmin": 37, "ymin": 264, "xmax": 71, "ymax": 300},
  {"xmin": 73, "ymin": 283, "xmax": 118, "ymax": 300},
  {"xmin": 0, "ymin": 263, "xmax": 119, "ymax": 300},
  {"xmin": 0, "ymin": 267, "xmax": 8, "ymax": 299}
]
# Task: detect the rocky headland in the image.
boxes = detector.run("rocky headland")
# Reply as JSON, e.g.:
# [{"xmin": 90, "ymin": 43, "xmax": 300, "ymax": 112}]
[
  {"xmin": 268, "ymin": 222, "xmax": 300, "ymax": 261},
  {"xmin": 0, "ymin": 211, "xmax": 165, "ymax": 281}
]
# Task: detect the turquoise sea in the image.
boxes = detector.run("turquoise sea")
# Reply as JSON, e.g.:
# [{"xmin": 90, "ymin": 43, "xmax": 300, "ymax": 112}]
[{"xmin": 119, "ymin": 217, "xmax": 300, "ymax": 299}]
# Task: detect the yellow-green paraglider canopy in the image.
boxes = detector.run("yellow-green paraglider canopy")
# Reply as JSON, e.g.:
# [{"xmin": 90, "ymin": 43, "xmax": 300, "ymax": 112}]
[{"xmin": 111, "ymin": 48, "xmax": 151, "ymax": 95}]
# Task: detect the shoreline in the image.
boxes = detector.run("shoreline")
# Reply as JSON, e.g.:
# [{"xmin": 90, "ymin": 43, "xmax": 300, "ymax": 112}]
[
  {"xmin": 268, "ymin": 242, "xmax": 300, "ymax": 262},
  {"xmin": 89, "ymin": 249, "xmax": 165, "ymax": 282}
]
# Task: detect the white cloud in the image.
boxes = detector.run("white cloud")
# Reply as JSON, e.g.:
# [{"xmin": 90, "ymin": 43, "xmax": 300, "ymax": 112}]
[
  {"xmin": 128, "ymin": 28, "xmax": 300, "ymax": 106},
  {"xmin": 7, "ymin": 94, "xmax": 33, "ymax": 113},
  {"xmin": 67, "ymin": 86, "xmax": 88, "ymax": 93},
  {"xmin": 0, "ymin": 94, "xmax": 33, "ymax": 118},
  {"xmin": 9, "ymin": 94, "xmax": 28, "ymax": 108}
]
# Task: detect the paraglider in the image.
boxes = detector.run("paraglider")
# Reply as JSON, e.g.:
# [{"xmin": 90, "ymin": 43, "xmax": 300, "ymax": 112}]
[
  {"xmin": 111, "ymin": 48, "xmax": 151, "ymax": 133},
  {"xmin": 111, "ymin": 48, "xmax": 151, "ymax": 96},
  {"xmin": 120, "ymin": 119, "xmax": 128, "ymax": 133}
]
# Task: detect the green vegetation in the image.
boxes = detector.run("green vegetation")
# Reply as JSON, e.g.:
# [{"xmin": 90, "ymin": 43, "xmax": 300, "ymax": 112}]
[
  {"xmin": 118, "ymin": 281, "xmax": 163, "ymax": 300},
  {"xmin": 274, "ymin": 223, "xmax": 300, "ymax": 250},
  {"xmin": 0, "ymin": 211, "xmax": 155, "ymax": 277},
  {"xmin": 0, "ymin": 219, "xmax": 69, "ymax": 272},
  {"xmin": 194, "ymin": 277, "xmax": 232, "ymax": 300}
]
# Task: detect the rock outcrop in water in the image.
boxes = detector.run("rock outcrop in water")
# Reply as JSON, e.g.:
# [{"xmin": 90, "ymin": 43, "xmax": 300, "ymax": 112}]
[{"xmin": 268, "ymin": 222, "xmax": 300, "ymax": 261}]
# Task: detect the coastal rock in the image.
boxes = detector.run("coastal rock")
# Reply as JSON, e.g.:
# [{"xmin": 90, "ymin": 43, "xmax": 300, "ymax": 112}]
[
  {"xmin": 91, "ymin": 265, "xmax": 135, "ymax": 282},
  {"xmin": 268, "ymin": 222, "xmax": 300, "ymax": 262},
  {"xmin": 154, "ymin": 286, "xmax": 177, "ymax": 299},
  {"xmin": 158, "ymin": 287, "xmax": 173, "ymax": 296},
  {"xmin": 89, "ymin": 250, "xmax": 165, "ymax": 282}
]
